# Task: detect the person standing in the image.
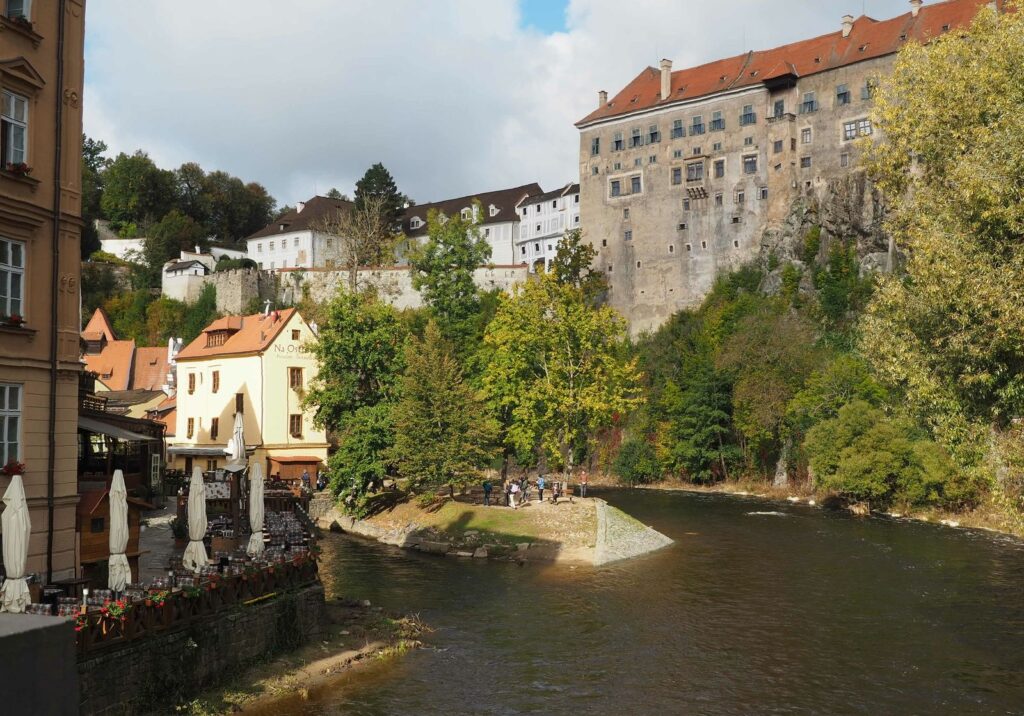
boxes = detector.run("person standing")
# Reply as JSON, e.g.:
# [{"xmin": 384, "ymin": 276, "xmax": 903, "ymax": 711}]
[
  {"xmin": 505, "ymin": 479, "xmax": 513, "ymax": 507},
  {"xmin": 537, "ymin": 474, "xmax": 545, "ymax": 503},
  {"xmin": 483, "ymin": 479, "xmax": 493, "ymax": 507},
  {"xmin": 509, "ymin": 480, "xmax": 520, "ymax": 510},
  {"xmin": 301, "ymin": 468, "xmax": 311, "ymax": 491},
  {"xmin": 579, "ymin": 469, "xmax": 589, "ymax": 498}
]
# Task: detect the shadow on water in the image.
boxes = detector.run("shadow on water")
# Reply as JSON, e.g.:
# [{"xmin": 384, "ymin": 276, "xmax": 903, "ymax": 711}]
[{"xmin": 257, "ymin": 488, "xmax": 1024, "ymax": 716}]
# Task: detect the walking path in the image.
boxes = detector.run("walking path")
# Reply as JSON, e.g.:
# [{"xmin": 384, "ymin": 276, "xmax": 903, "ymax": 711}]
[{"xmin": 139, "ymin": 506, "xmax": 176, "ymax": 581}]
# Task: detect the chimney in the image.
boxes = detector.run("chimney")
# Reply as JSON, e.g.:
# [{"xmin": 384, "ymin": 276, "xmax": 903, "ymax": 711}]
[
  {"xmin": 659, "ymin": 59, "xmax": 672, "ymax": 101},
  {"xmin": 598, "ymin": 90, "xmax": 607, "ymax": 107},
  {"xmin": 296, "ymin": 201, "xmax": 306, "ymax": 213},
  {"xmin": 910, "ymin": 0, "xmax": 923, "ymax": 17},
  {"xmin": 842, "ymin": 14, "xmax": 854, "ymax": 37}
]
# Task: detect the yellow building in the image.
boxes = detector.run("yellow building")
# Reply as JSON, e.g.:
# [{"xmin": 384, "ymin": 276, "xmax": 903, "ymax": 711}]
[
  {"xmin": 167, "ymin": 309, "xmax": 327, "ymax": 481},
  {"xmin": 0, "ymin": 0, "xmax": 87, "ymax": 582}
]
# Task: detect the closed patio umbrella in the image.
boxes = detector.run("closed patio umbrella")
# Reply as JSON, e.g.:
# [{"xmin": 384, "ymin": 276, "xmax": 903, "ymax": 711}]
[
  {"xmin": 0, "ymin": 474, "xmax": 31, "ymax": 613},
  {"xmin": 182, "ymin": 466, "xmax": 208, "ymax": 573},
  {"xmin": 224, "ymin": 411, "xmax": 246, "ymax": 470},
  {"xmin": 107, "ymin": 469, "xmax": 131, "ymax": 592},
  {"xmin": 247, "ymin": 463, "xmax": 265, "ymax": 556}
]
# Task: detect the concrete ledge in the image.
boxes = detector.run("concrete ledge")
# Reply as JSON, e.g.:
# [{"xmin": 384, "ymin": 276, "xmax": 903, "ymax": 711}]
[{"xmin": 593, "ymin": 499, "xmax": 674, "ymax": 566}]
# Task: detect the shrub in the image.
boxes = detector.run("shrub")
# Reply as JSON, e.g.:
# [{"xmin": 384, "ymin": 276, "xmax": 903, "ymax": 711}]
[
  {"xmin": 614, "ymin": 439, "xmax": 661, "ymax": 485},
  {"xmin": 801, "ymin": 225, "xmax": 822, "ymax": 265}
]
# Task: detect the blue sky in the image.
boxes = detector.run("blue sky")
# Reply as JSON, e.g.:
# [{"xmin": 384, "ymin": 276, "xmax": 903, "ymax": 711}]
[{"xmin": 83, "ymin": 0, "xmax": 922, "ymax": 207}]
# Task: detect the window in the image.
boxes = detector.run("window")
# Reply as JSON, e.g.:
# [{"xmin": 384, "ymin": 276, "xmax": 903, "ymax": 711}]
[
  {"xmin": 613, "ymin": 131, "xmax": 624, "ymax": 151},
  {"xmin": 289, "ymin": 367, "xmax": 303, "ymax": 389},
  {"xmin": 206, "ymin": 459, "xmax": 218, "ymax": 472},
  {"xmin": 836, "ymin": 84, "xmax": 851, "ymax": 106},
  {"xmin": 692, "ymin": 147, "xmax": 702, "ymax": 156},
  {"xmin": 591, "ymin": 137, "xmax": 600, "ymax": 156},
  {"xmin": 1, "ymin": 90, "xmax": 28, "ymax": 169},
  {"xmin": 187, "ymin": 418, "xmax": 195, "ymax": 439},
  {"xmin": 211, "ymin": 370, "xmax": 219, "ymax": 393},
  {"xmin": 610, "ymin": 180, "xmax": 621, "ymax": 197},
  {"xmin": 791, "ymin": 138, "xmax": 797, "ymax": 151},
  {"xmin": 686, "ymin": 244, "xmax": 692, "ymax": 252},
  {"xmin": 713, "ymin": 159, "xmax": 725, "ymax": 179},
  {"xmin": 739, "ymin": 104, "xmax": 756, "ymax": 126},
  {"xmin": 710, "ymin": 111, "xmax": 725, "ymax": 131},
  {"xmin": 690, "ymin": 116, "xmax": 705, "ymax": 135},
  {"xmin": 6, "ymin": 0, "xmax": 31, "ymax": 20},
  {"xmin": 0, "ymin": 383, "xmax": 20, "ymax": 466},
  {"xmin": 673, "ymin": 149, "xmax": 683, "ymax": 159},
  {"xmin": 636, "ymin": 261, "xmax": 641, "ymax": 269},
  {"xmin": 188, "ymin": 373, "xmax": 196, "ymax": 395},
  {"xmin": 649, "ymin": 155, "xmax": 657, "ymax": 164},
  {"xmin": 671, "ymin": 119, "xmax": 684, "ymax": 139},
  {"xmin": 602, "ymin": 240, "xmax": 607, "ymax": 247},
  {"xmin": 648, "ymin": 124, "xmax": 660, "ymax": 143},
  {"xmin": 715, "ymin": 193, "xmax": 723, "ymax": 207},
  {"xmin": 633, "ymin": 158, "xmax": 642, "ymax": 167},
  {"xmin": 800, "ymin": 156, "xmax": 812, "ymax": 169},
  {"xmin": 534, "ymin": 243, "xmax": 540, "ymax": 251},
  {"xmin": 773, "ymin": 99, "xmax": 785, "ymax": 118},
  {"xmin": 840, "ymin": 152, "xmax": 850, "ymax": 168},
  {"xmin": 701, "ymin": 241, "xmax": 708, "ymax": 249},
  {"xmin": 0, "ymin": 237, "xmax": 24, "ymax": 318},
  {"xmin": 677, "ymin": 223, "xmax": 687, "ymax": 231},
  {"xmin": 630, "ymin": 127, "xmax": 642, "ymax": 148},
  {"xmin": 293, "ymin": 237, "xmax": 299, "ymax": 247},
  {"xmin": 759, "ymin": 187, "xmax": 769, "ymax": 200},
  {"xmin": 410, "ymin": 217, "xmax": 424, "ymax": 229},
  {"xmin": 734, "ymin": 240, "xmax": 740, "ymax": 248},
  {"xmin": 257, "ymin": 243, "xmax": 262, "ymax": 253},
  {"xmin": 206, "ymin": 331, "xmax": 228, "ymax": 348},
  {"xmin": 613, "ymin": 162, "xmax": 621, "ymax": 171},
  {"xmin": 291, "ymin": 329, "xmax": 300, "ymax": 341},
  {"xmin": 800, "ymin": 92, "xmax": 818, "ymax": 113},
  {"xmin": 672, "ymin": 167, "xmax": 682, "ymax": 185},
  {"xmin": 773, "ymin": 139, "xmax": 784, "ymax": 154},
  {"xmin": 669, "ymin": 245, "xmax": 675, "ymax": 254},
  {"xmin": 289, "ymin": 414, "xmax": 303, "ymax": 437},
  {"xmin": 592, "ymin": 166, "xmax": 599, "ymax": 175},
  {"xmin": 682, "ymin": 198, "xmax": 691, "ymax": 211},
  {"xmin": 713, "ymin": 142, "xmax": 722, "ymax": 152},
  {"xmin": 235, "ymin": 393, "xmax": 244, "ymax": 414},
  {"xmin": 624, "ymin": 230, "xmax": 632, "ymax": 241},
  {"xmin": 521, "ymin": 246, "xmax": 527, "ymax": 256},
  {"xmin": 269, "ymin": 241, "xmax": 274, "ymax": 250},
  {"xmin": 536, "ymin": 224, "xmax": 541, "ymax": 232},
  {"xmin": 735, "ymin": 191, "xmax": 745, "ymax": 204},
  {"xmin": 90, "ymin": 518, "xmax": 104, "ymax": 534},
  {"xmin": 744, "ymin": 136, "xmax": 754, "ymax": 147},
  {"xmin": 861, "ymin": 79, "xmax": 877, "ymax": 100},
  {"xmin": 623, "ymin": 208, "xmax": 630, "ymax": 219},
  {"xmin": 210, "ymin": 417, "xmax": 219, "ymax": 440},
  {"xmin": 574, "ymin": 215, "xmax": 580, "ymax": 224},
  {"xmin": 607, "ymin": 265, "xmax": 613, "ymax": 273},
  {"xmin": 743, "ymin": 155, "xmax": 758, "ymax": 174},
  {"xmin": 686, "ymin": 161, "xmax": 704, "ymax": 182},
  {"xmin": 630, "ymin": 176, "xmax": 641, "ymax": 194},
  {"xmin": 801, "ymin": 128, "xmax": 812, "ymax": 144},
  {"xmin": 843, "ymin": 118, "xmax": 873, "ymax": 140}
]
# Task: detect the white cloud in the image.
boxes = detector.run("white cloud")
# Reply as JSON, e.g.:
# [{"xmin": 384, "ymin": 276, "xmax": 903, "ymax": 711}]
[{"xmin": 83, "ymin": 0, "xmax": 912, "ymax": 207}]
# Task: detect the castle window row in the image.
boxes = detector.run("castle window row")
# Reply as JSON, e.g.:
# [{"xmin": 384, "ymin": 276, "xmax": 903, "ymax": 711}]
[{"xmin": 593, "ymin": 80, "xmax": 876, "ymax": 156}]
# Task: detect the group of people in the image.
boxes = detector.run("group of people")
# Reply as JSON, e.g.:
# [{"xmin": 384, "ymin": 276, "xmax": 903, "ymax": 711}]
[{"xmin": 481, "ymin": 471, "xmax": 590, "ymax": 509}]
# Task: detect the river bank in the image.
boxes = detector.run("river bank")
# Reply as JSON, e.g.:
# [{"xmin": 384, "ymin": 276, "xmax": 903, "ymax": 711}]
[
  {"xmin": 319, "ymin": 494, "xmax": 673, "ymax": 565},
  {"xmin": 174, "ymin": 599, "xmax": 426, "ymax": 715},
  {"xmin": 634, "ymin": 477, "xmax": 1024, "ymax": 539}
]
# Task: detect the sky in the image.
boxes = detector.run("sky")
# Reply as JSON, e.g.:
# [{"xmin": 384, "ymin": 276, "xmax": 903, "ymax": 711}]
[{"xmin": 83, "ymin": 0, "xmax": 915, "ymax": 209}]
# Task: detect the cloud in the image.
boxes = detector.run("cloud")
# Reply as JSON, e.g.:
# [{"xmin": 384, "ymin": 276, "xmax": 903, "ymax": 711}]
[{"xmin": 83, "ymin": 0, "xmax": 912, "ymax": 207}]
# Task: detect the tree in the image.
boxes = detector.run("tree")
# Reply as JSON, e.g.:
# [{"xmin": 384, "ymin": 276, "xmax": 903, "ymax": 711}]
[
  {"xmin": 315, "ymin": 195, "xmax": 396, "ymax": 292},
  {"xmin": 327, "ymin": 403, "xmax": 396, "ymax": 515},
  {"xmin": 303, "ymin": 290, "xmax": 406, "ymax": 431},
  {"xmin": 100, "ymin": 151, "xmax": 177, "ymax": 234},
  {"xmin": 481, "ymin": 272, "xmax": 644, "ymax": 478},
  {"xmin": 613, "ymin": 439, "xmax": 661, "ymax": 485},
  {"xmin": 139, "ymin": 210, "xmax": 206, "ymax": 288},
  {"xmin": 661, "ymin": 367, "xmax": 739, "ymax": 484},
  {"xmin": 354, "ymin": 163, "xmax": 407, "ymax": 228},
  {"xmin": 549, "ymin": 229, "xmax": 606, "ymax": 303},
  {"xmin": 81, "ymin": 135, "xmax": 108, "ymax": 258},
  {"xmin": 861, "ymin": 5, "xmax": 1024, "ymax": 470},
  {"xmin": 174, "ymin": 162, "xmax": 210, "ymax": 226},
  {"xmin": 390, "ymin": 322, "xmax": 498, "ymax": 496},
  {"xmin": 408, "ymin": 202, "xmax": 491, "ymax": 358},
  {"xmin": 325, "ymin": 187, "xmax": 350, "ymax": 201},
  {"xmin": 202, "ymin": 171, "xmax": 275, "ymax": 244}
]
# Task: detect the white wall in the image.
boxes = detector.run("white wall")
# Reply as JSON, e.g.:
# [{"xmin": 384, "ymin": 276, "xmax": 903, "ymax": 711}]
[
  {"xmin": 248, "ymin": 230, "xmax": 314, "ymax": 270},
  {"xmin": 99, "ymin": 237, "xmax": 146, "ymax": 261},
  {"xmin": 516, "ymin": 190, "xmax": 581, "ymax": 272}
]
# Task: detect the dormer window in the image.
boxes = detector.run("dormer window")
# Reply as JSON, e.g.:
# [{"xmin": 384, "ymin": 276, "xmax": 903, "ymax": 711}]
[
  {"xmin": 460, "ymin": 208, "xmax": 471, "ymax": 220},
  {"xmin": 489, "ymin": 204, "xmax": 499, "ymax": 217},
  {"xmin": 206, "ymin": 330, "xmax": 230, "ymax": 348}
]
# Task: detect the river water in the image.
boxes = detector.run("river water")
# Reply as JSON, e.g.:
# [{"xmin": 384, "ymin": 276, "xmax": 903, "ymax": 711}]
[{"xmin": 264, "ymin": 489, "xmax": 1024, "ymax": 715}]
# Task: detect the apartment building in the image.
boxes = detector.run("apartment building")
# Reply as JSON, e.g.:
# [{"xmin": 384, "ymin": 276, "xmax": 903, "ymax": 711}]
[
  {"xmin": 0, "ymin": 0, "xmax": 86, "ymax": 581},
  {"xmin": 515, "ymin": 183, "xmax": 580, "ymax": 273},
  {"xmin": 576, "ymin": 0, "xmax": 997, "ymax": 334},
  {"xmin": 398, "ymin": 183, "xmax": 543, "ymax": 266},
  {"xmin": 167, "ymin": 309, "xmax": 327, "ymax": 481},
  {"xmin": 245, "ymin": 195, "xmax": 353, "ymax": 271}
]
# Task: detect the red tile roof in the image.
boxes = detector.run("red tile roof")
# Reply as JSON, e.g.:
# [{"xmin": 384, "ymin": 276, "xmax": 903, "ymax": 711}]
[
  {"xmin": 132, "ymin": 347, "xmax": 169, "ymax": 391},
  {"xmin": 82, "ymin": 339, "xmax": 136, "ymax": 391},
  {"xmin": 175, "ymin": 308, "xmax": 299, "ymax": 361},
  {"xmin": 577, "ymin": 0, "xmax": 999, "ymax": 127},
  {"xmin": 83, "ymin": 307, "xmax": 117, "ymax": 342}
]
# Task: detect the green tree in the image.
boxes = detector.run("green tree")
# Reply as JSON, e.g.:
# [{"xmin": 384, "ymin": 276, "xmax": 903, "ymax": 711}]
[
  {"xmin": 408, "ymin": 202, "xmax": 491, "ymax": 357},
  {"xmin": 549, "ymin": 228, "xmax": 607, "ymax": 303},
  {"xmin": 481, "ymin": 273, "xmax": 643, "ymax": 478},
  {"xmin": 138, "ymin": 210, "xmax": 206, "ymax": 288},
  {"xmin": 661, "ymin": 367, "xmax": 739, "ymax": 484},
  {"xmin": 81, "ymin": 135, "xmax": 108, "ymax": 258},
  {"xmin": 327, "ymin": 403, "xmax": 396, "ymax": 515},
  {"xmin": 862, "ymin": 5, "xmax": 1024, "ymax": 470},
  {"xmin": 174, "ymin": 162, "xmax": 210, "ymax": 226},
  {"xmin": 390, "ymin": 322, "xmax": 498, "ymax": 496},
  {"xmin": 202, "ymin": 171, "xmax": 275, "ymax": 243},
  {"xmin": 179, "ymin": 284, "xmax": 219, "ymax": 343},
  {"xmin": 354, "ymin": 163, "xmax": 408, "ymax": 228},
  {"xmin": 613, "ymin": 439, "xmax": 661, "ymax": 485},
  {"xmin": 81, "ymin": 261, "xmax": 118, "ymax": 318},
  {"xmin": 303, "ymin": 290, "xmax": 406, "ymax": 431},
  {"xmin": 100, "ymin": 151, "xmax": 177, "ymax": 233}
]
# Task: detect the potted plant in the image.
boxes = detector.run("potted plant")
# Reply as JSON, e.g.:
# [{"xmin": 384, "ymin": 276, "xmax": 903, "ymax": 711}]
[
  {"xmin": 9, "ymin": 14, "xmax": 32, "ymax": 30},
  {"xmin": 5, "ymin": 162, "xmax": 31, "ymax": 176},
  {"xmin": 1, "ymin": 459, "xmax": 25, "ymax": 477}
]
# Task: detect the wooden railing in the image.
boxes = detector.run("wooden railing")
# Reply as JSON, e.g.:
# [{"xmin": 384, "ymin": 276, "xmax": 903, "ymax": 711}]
[{"xmin": 74, "ymin": 555, "xmax": 319, "ymax": 657}]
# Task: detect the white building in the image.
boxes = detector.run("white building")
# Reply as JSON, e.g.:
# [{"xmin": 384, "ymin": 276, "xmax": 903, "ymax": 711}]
[
  {"xmin": 161, "ymin": 248, "xmax": 216, "ymax": 302},
  {"xmin": 515, "ymin": 182, "xmax": 580, "ymax": 272},
  {"xmin": 398, "ymin": 183, "xmax": 542, "ymax": 266},
  {"xmin": 244, "ymin": 195, "xmax": 352, "ymax": 271}
]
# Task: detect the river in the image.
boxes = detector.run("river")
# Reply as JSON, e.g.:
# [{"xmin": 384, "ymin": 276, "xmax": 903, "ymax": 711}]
[{"xmin": 262, "ymin": 489, "xmax": 1024, "ymax": 715}]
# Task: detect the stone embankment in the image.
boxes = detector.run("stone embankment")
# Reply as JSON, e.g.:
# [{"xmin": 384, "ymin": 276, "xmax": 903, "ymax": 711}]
[{"xmin": 319, "ymin": 497, "xmax": 672, "ymax": 566}]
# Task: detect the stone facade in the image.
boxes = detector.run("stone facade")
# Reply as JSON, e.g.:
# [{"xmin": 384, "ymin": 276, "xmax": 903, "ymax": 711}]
[{"xmin": 77, "ymin": 584, "xmax": 327, "ymax": 715}]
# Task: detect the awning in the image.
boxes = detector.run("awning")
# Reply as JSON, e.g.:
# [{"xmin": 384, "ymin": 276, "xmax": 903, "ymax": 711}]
[
  {"xmin": 167, "ymin": 446, "xmax": 230, "ymax": 457},
  {"xmin": 269, "ymin": 455, "xmax": 323, "ymax": 464},
  {"xmin": 79, "ymin": 415, "xmax": 157, "ymax": 442}
]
